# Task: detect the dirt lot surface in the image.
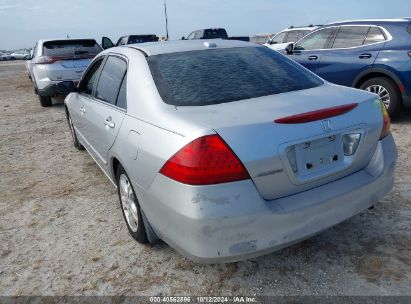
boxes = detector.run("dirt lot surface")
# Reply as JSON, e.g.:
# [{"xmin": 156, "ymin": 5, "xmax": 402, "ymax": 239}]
[{"xmin": 0, "ymin": 61, "xmax": 410, "ymax": 296}]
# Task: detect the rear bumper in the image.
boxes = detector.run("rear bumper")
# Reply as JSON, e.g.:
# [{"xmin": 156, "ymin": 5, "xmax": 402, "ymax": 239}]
[{"xmin": 138, "ymin": 134, "xmax": 397, "ymax": 263}]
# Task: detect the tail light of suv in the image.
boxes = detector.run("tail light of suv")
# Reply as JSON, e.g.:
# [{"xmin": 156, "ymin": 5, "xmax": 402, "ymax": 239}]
[{"xmin": 159, "ymin": 134, "xmax": 250, "ymax": 185}]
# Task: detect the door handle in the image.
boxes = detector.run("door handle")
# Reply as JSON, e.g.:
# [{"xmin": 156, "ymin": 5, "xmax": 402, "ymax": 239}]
[
  {"xmin": 359, "ymin": 53, "xmax": 372, "ymax": 59},
  {"xmin": 308, "ymin": 55, "xmax": 318, "ymax": 60},
  {"xmin": 80, "ymin": 106, "xmax": 86, "ymax": 114},
  {"xmin": 105, "ymin": 117, "xmax": 115, "ymax": 129}
]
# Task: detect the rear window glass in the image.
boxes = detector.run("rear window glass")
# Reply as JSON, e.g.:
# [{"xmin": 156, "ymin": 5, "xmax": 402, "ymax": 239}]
[
  {"xmin": 147, "ymin": 47, "xmax": 323, "ymax": 106},
  {"xmin": 203, "ymin": 29, "xmax": 228, "ymax": 39},
  {"xmin": 128, "ymin": 35, "xmax": 159, "ymax": 44},
  {"xmin": 43, "ymin": 39, "xmax": 102, "ymax": 57},
  {"xmin": 364, "ymin": 27, "xmax": 386, "ymax": 45}
]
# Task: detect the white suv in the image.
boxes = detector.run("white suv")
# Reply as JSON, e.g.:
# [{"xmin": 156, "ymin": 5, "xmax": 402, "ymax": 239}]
[
  {"xmin": 26, "ymin": 38, "xmax": 102, "ymax": 107},
  {"xmin": 264, "ymin": 26, "xmax": 318, "ymax": 51}
]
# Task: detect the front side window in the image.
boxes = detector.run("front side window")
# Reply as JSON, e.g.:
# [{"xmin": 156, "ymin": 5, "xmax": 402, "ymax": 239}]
[
  {"xmin": 295, "ymin": 28, "xmax": 335, "ymax": 50},
  {"xmin": 285, "ymin": 30, "xmax": 304, "ymax": 43},
  {"xmin": 332, "ymin": 26, "xmax": 369, "ymax": 48},
  {"xmin": 147, "ymin": 47, "xmax": 323, "ymax": 106},
  {"xmin": 95, "ymin": 56, "xmax": 127, "ymax": 105},
  {"xmin": 79, "ymin": 58, "xmax": 104, "ymax": 95},
  {"xmin": 271, "ymin": 32, "xmax": 286, "ymax": 44}
]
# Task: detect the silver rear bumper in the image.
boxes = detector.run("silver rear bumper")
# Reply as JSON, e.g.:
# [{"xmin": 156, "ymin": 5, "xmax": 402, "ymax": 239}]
[{"xmin": 138, "ymin": 134, "xmax": 397, "ymax": 263}]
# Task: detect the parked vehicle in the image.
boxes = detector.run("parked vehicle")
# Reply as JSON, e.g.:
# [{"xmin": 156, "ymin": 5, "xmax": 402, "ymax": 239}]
[
  {"xmin": 284, "ymin": 18, "xmax": 411, "ymax": 116},
  {"xmin": 265, "ymin": 25, "xmax": 318, "ymax": 51},
  {"xmin": 26, "ymin": 38, "xmax": 102, "ymax": 107},
  {"xmin": 62, "ymin": 40, "xmax": 396, "ymax": 263},
  {"xmin": 102, "ymin": 35, "xmax": 159, "ymax": 50},
  {"xmin": 0, "ymin": 53, "xmax": 12, "ymax": 61},
  {"xmin": 10, "ymin": 51, "xmax": 30, "ymax": 60},
  {"xmin": 183, "ymin": 28, "xmax": 229, "ymax": 40},
  {"xmin": 250, "ymin": 33, "xmax": 273, "ymax": 45}
]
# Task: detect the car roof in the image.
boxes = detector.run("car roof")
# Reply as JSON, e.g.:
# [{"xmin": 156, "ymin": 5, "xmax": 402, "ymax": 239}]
[
  {"xmin": 327, "ymin": 18, "xmax": 411, "ymax": 26},
  {"xmin": 280, "ymin": 26, "xmax": 318, "ymax": 33},
  {"xmin": 124, "ymin": 39, "xmax": 256, "ymax": 56}
]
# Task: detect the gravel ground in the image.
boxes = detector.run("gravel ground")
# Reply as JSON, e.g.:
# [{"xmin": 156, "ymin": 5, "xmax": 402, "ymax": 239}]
[{"xmin": 0, "ymin": 61, "xmax": 410, "ymax": 296}]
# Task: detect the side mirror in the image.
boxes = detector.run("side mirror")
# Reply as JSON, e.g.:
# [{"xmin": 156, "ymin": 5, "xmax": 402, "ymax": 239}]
[
  {"xmin": 181, "ymin": 36, "xmax": 186, "ymax": 40},
  {"xmin": 101, "ymin": 36, "xmax": 114, "ymax": 50},
  {"xmin": 285, "ymin": 43, "xmax": 294, "ymax": 54},
  {"xmin": 56, "ymin": 81, "xmax": 78, "ymax": 94},
  {"xmin": 270, "ymin": 40, "xmax": 278, "ymax": 45},
  {"xmin": 29, "ymin": 49, "xmax": 34, "ymax": 59}
]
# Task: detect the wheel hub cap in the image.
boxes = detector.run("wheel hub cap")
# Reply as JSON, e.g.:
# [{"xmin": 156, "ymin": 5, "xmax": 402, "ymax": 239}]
[{"xmin": 119, "ymin": 174, "xmax": 139, "ymax": 232}]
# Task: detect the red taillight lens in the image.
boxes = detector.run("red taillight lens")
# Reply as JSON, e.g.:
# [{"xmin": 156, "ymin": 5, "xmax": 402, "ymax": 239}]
[
  {"xmin": 380, "ymin": 101, "xmax": 391, "ymax": 139},
  {"xmin": 159, "ymin": 135, "xmax": 250, "ymax": 185},
  {"xmin": 274, "ymin": 103, "xmax": 358, "ymax": 124}
]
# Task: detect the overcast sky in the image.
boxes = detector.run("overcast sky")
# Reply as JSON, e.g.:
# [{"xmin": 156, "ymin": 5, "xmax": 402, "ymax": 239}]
[{"xmin": 0, "ymin": 0, "xmax": 410, "ymax": 50}]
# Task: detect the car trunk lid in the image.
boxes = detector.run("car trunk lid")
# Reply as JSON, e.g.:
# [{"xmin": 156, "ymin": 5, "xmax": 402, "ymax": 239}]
[{"xmin": 173, "ymin": 84, "xmax": 383, "ymax": 200}]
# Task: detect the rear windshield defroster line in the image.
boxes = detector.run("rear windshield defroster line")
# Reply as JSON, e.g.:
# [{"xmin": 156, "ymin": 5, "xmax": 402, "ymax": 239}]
[{"xmin": 147, "ymin": 47, "xmax": 324, "ymax": 106}]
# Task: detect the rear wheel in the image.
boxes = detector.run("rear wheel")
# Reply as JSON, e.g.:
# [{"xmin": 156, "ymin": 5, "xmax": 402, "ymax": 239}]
[
  {"xmin": 360, "ymin": 77, "xmax": 401, "ymax": 117},
  {"xmin": 39, "ymin": 95, "xmax": 52, "ymax": 107},
  {"xmin": 116, "ymin": 165, "xmax": 148, "ymax": 244}
]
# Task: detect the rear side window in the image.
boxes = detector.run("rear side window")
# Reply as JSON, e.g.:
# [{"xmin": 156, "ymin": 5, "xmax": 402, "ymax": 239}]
[
  {"xmin": 116, "ymin": 73, "xmax": 127, "ymax": 110},
  {"xmin": 364, "ymin": 27, "xmax": 386, "ymax": 45},
  {"xmin": 295, "ymin": 28, "xmax": 335, "ymax": 50},
  {"xmin": 147, "ymin": 47, "xmax": 323, "ymax": 106},
  {"xmin": 332, "ymin": 26, "xmax": 369, "ymax": 48},
  {"xmin": 42, "ymin": 39, "xmax": 102, "ymax": 57},
  {"xmin": 96, "ymin": 56, "xmax": 127, "ymax": 105}
]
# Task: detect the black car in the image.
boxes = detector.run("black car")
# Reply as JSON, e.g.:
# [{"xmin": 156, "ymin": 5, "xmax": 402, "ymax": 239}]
[
  {"xmin": 102, "ymin": 35, "xmax": 159, "ymax": 49},
  {"xmin": 183, "ymin": 28, "xmax": 229, "ymax": 40}
]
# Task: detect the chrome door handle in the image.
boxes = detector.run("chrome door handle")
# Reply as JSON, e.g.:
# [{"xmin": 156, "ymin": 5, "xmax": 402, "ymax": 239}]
[
  {"xmin": 308, "ymin": 55, "xmax": 318, "ymax": 60},
  {"xmin": 80, "ymin": 106, "xmax": 86, "ymax": 114},
  {"xmin": 359, "ymin": 53, "xmax": 372, "ymax": 59},
  {"xmin": 105, "ymin": 117, "xmax": 115, "ymax": 129}
]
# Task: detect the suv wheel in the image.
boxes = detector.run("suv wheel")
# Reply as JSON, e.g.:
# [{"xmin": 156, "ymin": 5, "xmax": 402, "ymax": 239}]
[
  {"xmin": 39, "ymin": 95, "xmax": 52, "ymax": 107},
  {"xmin": 360, "ymin": 77, "xmax": 401, "ymax": 116},
  {"xmin": 116, "ymin": 165, "xmax": 148, "ymax": 244}
]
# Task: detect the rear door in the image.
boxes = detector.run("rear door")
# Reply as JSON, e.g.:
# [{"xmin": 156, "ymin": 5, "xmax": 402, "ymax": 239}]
[
  {"xmin": 317, "ymin": 26, "xmax": 385, "ymax": 86},
  {"xmin": 81, "ymin": 55, "xmax": 127, "ymax": 169},
  {"xmin": 287, "ymin": 27, "xmax": 337, "ymax": 73}
]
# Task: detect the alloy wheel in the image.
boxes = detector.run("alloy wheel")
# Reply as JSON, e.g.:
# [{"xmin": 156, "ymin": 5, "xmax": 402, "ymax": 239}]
[
  {"xmin": 365, "ymin": 85, "xmax": 390, "ymax": 108},
  {"xmin": 119, "ymin": 174, "xmax": 139, "ymax": 232}
]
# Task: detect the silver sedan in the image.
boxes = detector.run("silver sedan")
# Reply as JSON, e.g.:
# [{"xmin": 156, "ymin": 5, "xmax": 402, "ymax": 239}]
[{"xmin": 63, "ymin": 40, "xmax": 397, "ymax": 263}]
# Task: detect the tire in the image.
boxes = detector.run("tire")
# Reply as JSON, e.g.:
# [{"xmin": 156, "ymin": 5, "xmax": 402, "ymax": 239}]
[
  {"xmin": 360, "ymin": 77, "xmax": 402, "ymax": 117},
  {"xmin": 67, "ymin": 112, "xmax": 84, "ymax": 150},
  {"xmin": 116, "ymin": 165, "xmax": 148, "ymax": 244},
  {"xmin": 39, "ymin": 95, "xmax": 52, "ymax": 107}
]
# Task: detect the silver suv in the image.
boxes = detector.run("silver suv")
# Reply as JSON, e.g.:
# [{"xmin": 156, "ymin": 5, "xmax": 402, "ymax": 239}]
[{"xmin": 26, "ymin": 38, "xmax": 102, "ymax": 107}]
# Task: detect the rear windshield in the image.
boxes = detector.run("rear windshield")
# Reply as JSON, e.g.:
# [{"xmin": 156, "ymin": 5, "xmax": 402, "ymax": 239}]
[
  {"xmin": 147, "ymin": 47, "xmax": 323, "ymax": 106},
  {"xmin": 204, "ymin": 29, "xmax": 228, "ymax": 39},
  {"xmin": 43, "ymin": 39, "xmax": 102, "ymax": 57},
  {"xmin": 128, "ymin": 35, "xmax": 159, "ymax": 44}
]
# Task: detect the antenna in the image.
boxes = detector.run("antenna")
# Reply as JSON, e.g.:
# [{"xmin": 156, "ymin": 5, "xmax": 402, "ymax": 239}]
[{"xmin": 164, "ymin": 0, "xmax": 169, "ymax": 40}]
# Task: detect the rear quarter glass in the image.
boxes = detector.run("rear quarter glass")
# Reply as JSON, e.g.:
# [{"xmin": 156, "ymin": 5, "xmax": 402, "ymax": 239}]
[{"xmin": 147, "ymin": 47, "xmax": 324, "ymax": 106}]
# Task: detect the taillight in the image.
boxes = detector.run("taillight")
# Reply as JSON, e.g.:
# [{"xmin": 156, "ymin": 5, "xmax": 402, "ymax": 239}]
[
  {"xmin": 159, "ymin": 135, "xmax": 250, "ymax": 185},
  {"xmin": 32, "ymin": 55, "xmax": 94, "ymax": 64},
  {"xmin": 274, "ymin": 103, "xmax": 358, "ymax": 124},
  {"xmin": 380, "ymin": 101, "xmax": 391, "ymax": 139}
]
